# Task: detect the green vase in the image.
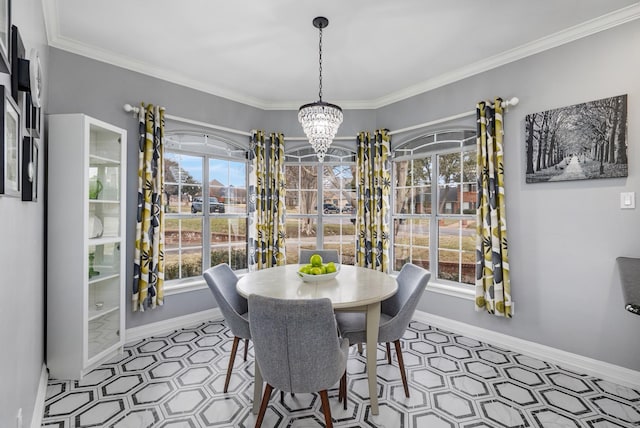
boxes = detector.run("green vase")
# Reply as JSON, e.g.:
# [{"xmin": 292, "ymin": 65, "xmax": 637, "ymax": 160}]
[{"xmin": 89, "ymin": 177, "xmax": 103, "ymax": 200}]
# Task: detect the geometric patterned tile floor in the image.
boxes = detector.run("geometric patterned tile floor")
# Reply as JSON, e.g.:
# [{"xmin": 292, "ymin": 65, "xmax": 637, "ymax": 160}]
[{"xmin": 42, "ymin": 319, "xmax": 640, "ymax": 427}]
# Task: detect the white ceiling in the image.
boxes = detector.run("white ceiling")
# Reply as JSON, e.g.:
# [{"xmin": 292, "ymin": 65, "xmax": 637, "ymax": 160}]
[{"xmin": 43, "ymin": 0, "xmax": 640, "ymax": 110}]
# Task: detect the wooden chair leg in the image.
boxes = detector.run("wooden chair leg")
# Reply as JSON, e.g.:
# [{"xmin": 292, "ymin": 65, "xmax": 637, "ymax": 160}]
[
  {"xmin": 386, "ymin": 342, "xmax": 392, "ymax": 364},
  {"xmin": 224, "ymin": 336, "xmax": 240, "ymax": 393},
  {"xmin": 394, "ymin": 339, "xmax": 410, "ymax": 398},
  {"xmin": 255, "ymin": 383, "xmax": 273, "ymax": 428},
  {"xmin": 244, "ymin": 338, "xmax": 249, "ymax": 361},
  {"xmin": 341, "ymin": 371, "xmax": 347, "ymax": 410},
  {"xmin": 319, "ymin": 390, "xmax": 333, "ymax": 428}
]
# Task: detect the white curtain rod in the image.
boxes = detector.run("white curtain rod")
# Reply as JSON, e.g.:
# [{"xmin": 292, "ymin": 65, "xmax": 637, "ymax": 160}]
[
  {"xmin": 123, "ymin": 104, "xmax": 251, "ymax": 137},
  {"xmin": 123, "ymin": 96, "xmax": 518, "ymax": 141}
]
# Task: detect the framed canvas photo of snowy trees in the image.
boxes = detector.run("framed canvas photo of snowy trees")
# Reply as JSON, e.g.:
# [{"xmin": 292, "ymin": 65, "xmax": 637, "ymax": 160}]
[{"xmin": 525, "ymin": 94, "xmax": 627, "ymax": 183}]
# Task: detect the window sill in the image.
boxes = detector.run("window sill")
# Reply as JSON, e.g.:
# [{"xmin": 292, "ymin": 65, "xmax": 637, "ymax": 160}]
[
  {"xmin": 164, "ymin": 271, "xmax": 249, "ymax": 296},
  {"xmin": 426, "ymin": 280, "xmax": 475, "ymax": 300},
  {"xmin": 164, "ymin": 278, "xmax": 209, "ymax": 296}
]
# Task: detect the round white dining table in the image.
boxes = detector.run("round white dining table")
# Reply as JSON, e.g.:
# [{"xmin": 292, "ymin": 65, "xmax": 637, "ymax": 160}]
[{"xmin": 237, "ymin": 264, "xmax": 398, "ymax": 416}]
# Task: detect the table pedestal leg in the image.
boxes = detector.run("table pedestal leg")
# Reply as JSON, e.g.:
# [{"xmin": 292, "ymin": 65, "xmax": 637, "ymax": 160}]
[
  {"xmin": 252, "ymin": 359, "xmax": 263, "ymax": 414},
  {"xmin": 366, "ymin": 302, "xmax": 380, "ymax": 415}
]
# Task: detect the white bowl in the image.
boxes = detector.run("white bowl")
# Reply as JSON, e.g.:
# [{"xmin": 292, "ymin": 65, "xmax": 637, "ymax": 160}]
[{"xmin": 297, "ymin": 265, "xmax": 340, "ymax": 283}]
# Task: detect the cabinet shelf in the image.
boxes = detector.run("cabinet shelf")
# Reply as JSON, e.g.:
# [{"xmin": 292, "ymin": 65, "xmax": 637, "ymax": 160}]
[
  {"xmin": 89, "ymin": 153, "xmax": 120, "ymax": 165},
  {"xmin": 88, "ymin": 272, "xmax": 119, "ymax": 285},
  {"xmin": 89, "ymin": 199, "xmax": 120, "ymax": 204},
  {"xmin": 88, "ymin": 305, "xmax": 120, "ymax": 322},
  {"xmin": 88, "ymin": 236, "xmax": 121, "ymax": 246}
]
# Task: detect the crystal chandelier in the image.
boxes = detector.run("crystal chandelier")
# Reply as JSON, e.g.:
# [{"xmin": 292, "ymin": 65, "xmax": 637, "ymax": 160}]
[{"xmin": 298, "ymin": 17, "xmax": 343, "ymax": 162}]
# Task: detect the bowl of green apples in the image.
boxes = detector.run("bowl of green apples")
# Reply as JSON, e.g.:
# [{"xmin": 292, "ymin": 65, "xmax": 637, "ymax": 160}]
[{"xmin": 297, "ymin": 254, "xmax": 340, "ymax": 282}]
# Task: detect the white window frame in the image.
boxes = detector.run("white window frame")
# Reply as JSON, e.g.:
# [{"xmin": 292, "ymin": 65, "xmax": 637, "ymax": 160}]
[
  {"xmin": 163, "ymin": 132, "xmax": 249, "ymax": 295},
  {"xmin": 392, "ymin": 130, "xmax": 477, "ymax": 300}
]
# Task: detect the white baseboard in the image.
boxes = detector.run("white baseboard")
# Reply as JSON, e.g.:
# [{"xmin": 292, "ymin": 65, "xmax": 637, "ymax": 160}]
[
  {"xmin": 31, "ymin": 363, "xmax": 48, "ymax": 428},
  {"xmin": 126, "ymin": 308, "xmax": 223, "ymax": 343},
  {"xmin": 413, "ymin": 310, "xmax": 640, "ymax": 390}
]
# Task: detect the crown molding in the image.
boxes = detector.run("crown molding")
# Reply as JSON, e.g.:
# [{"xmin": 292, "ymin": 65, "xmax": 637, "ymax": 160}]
[
  {"xmin": 369, "ymin": 2, "xmax": 640, "ymax": 109},
  {"xmin": 43, "ymin": 1, "xmax": 640, "ymax": 111}
]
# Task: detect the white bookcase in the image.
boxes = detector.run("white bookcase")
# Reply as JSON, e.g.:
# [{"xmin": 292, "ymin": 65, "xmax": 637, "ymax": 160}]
[{"xmin": 47, "ymin": 114, "xmax": 127, "ymax": 380}]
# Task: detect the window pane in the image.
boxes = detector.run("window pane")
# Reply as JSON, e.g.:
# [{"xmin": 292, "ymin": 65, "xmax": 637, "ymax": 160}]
[
  {"xmin": 394, "ymin": 160, "xmax": 411, "ymax": 214},
  {"xmin": 438, "ymin": 152, "xmax": 462, "ymax": 214},
  {"xmin": 413, "ymin": 185, "xmax": 432, "ymax": 214},
  {"xmin": 287, "ymin": 165, "xmax": 318, "ymax": 214},
  {"xmin": 323, "ymin": 218, "xmax": 357, "ymax": 265},
  {"xmin": 209, "ymin": 158, "xmax": 246, "ymax": 212},
  {"xmin": 164, "ymin": 217, "xmax": 203, "ymax": 280},
  {"xmin": 285, "ymin": 217, "xmax": 317, "ymax": 264},
  {"xmin": 394, "ymin": 218, "xmax": 429, "ymax": 271},
  {"xmin": 164, "ymin": 153, "xmax": 203, "ymax": 214},
  {"xmin": 462, "ymin": 150, "xmax": 478, "ymax": 214},
  {"xmin": 412, "ymin": 158, "xmax": 432, "ymax": 186},
  {"xmin": 210, "ymin": 218, "xmax": 247, "ymax": 270},
  {"xmin": 437, "ymin": 218, "xmax": 476, "ymax": 284},
  {"xmin": 323, "ymin": 164, "xmax": 356, "ymax": 210}
]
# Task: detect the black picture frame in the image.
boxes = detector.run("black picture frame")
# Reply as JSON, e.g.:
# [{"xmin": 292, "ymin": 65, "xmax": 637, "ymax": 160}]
[
  {"xmin": 24, "ymin": 94, "xmax": 39, "ymax": 138},
  {"xmin": 0, "ymin": 0, "xmax": 10, "ymax": 73},
  {"xmin": 0, "ymin": 84, "xmax": 20, "ymax": 196},
  {"xmin": 10, "ymin": 24, "xmax": 25, "ymax": 104},
  {"xmin": 21, "ymin": 135, "xmax": 36, "ymax": 201},
  {"xmin": 32, "ymin": 138, "xmax": 38, "ymax": 201},
  {"xmin": 21, "ymin": 134, "xmax": 32, "ymax": 201}
]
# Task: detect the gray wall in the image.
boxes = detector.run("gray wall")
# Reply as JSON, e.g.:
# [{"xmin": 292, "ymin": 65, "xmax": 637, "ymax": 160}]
[
  {"xmin": 380, "ymin": 20, "xmax": 640, "ymax": 372},
  {"xmin": 45, "ymin": 17, "xmax": 640, "ymax": 382},
  {"xmin": 0, "ymin": 1, "xmax": 49, "ymax": 427}
]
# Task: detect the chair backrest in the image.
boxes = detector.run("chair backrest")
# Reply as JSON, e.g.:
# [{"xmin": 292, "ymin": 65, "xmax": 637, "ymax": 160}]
[
  {"xmin": 249, "ymin": 295, "xmax": 346, "ymax": 393},
  {"xmin": 380, "ymin": 263, "xmax": 431, "ymax": 336},
  {"xmin": 299, "ymin": 249, "xmax": 340, "ymax": 264},
  {"xmin": 203, "ymin": 263, "xmax": 250, "ymax": 339}
]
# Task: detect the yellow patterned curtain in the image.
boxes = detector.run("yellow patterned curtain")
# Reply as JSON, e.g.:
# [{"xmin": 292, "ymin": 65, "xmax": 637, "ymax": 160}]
[
  {"xmin": 133, "ymin": 103, "xmax": 165, "ymax": 311},
  {"xmin": 356, "ymin": 129, "xmax": 391, "ymax": 272},
  {"xmin": 475, "ymin": 98, "xmax": 512, "ymax": 317},
  {"xmin": 248, "ymin": 131, "xmax": 286, "ymax": 270}
]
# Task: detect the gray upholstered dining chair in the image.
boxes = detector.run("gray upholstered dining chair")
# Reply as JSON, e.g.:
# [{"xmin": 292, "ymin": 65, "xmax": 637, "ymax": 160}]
[
  {"xmin": 203, "ymin": 263, "xmax": 250, "ymax": 393},
  {"xmin": 249, "ymin": 295, "xmax": 349, "ymax": 428},
  {"xmin": 299, "ymin": 249, "xmax": 340, "ymax": 264},
  {"xmin": 335, "ymin": 263, "xmax": 430, "ymax": 398}
]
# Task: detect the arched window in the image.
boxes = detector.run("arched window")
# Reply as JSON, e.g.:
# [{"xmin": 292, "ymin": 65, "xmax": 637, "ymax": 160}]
[
  {"xmin": 392, "ymin": 129, "xmax": 477, "ymax": 284},
  {"xmin": 284, "ymin": 146, "xmax": 357, "ymax": 264},
  {"xmin": 163, "ymin": 131, "xmax": 248, "ymax": 283}
]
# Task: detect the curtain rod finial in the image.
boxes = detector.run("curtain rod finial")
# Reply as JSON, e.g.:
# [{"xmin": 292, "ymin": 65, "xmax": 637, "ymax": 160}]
[{"xmin": 123, "ymin": 103, "xmax": 139, "ymax": 116}]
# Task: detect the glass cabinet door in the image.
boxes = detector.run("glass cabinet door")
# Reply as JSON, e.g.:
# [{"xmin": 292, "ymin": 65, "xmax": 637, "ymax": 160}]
[{"xmin": 87, "ymin": 123, "xmax": 123, "ymax": 361}]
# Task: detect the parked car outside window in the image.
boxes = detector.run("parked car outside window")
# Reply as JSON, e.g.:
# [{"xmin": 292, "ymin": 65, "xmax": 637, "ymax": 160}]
[
  {"xmin": 342, "ymin": 203, "xmax": 354, "ymax": 213},
  {"xmin": 191, "ymin": 196, "xmax": 225, "ymax": 213},
  {"xmin": 323, "ymin": 203, "xmax": 340, "ymax": 214}
]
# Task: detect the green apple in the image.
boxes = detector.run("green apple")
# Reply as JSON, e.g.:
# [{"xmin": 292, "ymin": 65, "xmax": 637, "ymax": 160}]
[
  {"xmin": 310, "ymin": 267, "xmax": 323, "ymax": 275},
  {"xmin": 310, "ymin": 254, "xmax": 323, "ymax": 267},
  {"xmin": 299, "ymin": 265, "xmax": 311, "ymax": 274},
  {"xmin": 325, "ymin": 262, "xmax": 337, "ymax": 273}
]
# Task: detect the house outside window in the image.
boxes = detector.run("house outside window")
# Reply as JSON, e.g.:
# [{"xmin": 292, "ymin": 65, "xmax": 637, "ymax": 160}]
[
  {"xmin": 163, "ymin": 132, "xmax": 248, "ymax": 284},
  {"xmin": 392, "ymin": 130, "xmax": 477, "ymax": 285},
  {"xmin": 285, "ymin": 147, "xmax": 357, "ymax": 264}
]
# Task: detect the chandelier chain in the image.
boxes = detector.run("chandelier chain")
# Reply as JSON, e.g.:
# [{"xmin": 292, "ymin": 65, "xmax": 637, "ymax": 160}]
[{"xmin": 318, "ymin": 26, "xmax": 323, "ymax": 101}]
